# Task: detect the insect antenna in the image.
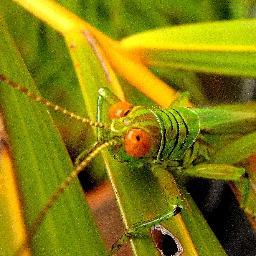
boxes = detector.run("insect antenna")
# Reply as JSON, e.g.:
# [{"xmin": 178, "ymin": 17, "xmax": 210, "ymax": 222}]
[
  {"xmin": 15, "ymin": 138, "xmax": 120, "ymax": 256},
  {"xmin": 0, "ymin": 74, "xmax": 108, "ymax": 129}
]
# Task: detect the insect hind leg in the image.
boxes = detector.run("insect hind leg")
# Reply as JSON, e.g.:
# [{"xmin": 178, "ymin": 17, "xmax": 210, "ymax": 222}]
[
  {"xmin": 97, "ymin": 88, "xmax": 120, "ymax": 142},
  {"xmin": 111, "ymin": 205, "xmax": 182, "ymax": 255}
]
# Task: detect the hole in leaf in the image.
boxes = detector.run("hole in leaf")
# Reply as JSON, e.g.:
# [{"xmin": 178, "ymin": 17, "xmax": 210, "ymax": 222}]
[{"xmin": 151, "ymin": 225, "xmax": 183, "ymax": 256}]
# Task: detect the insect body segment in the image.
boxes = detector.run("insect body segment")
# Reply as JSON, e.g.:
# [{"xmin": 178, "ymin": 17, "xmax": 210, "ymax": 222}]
[{"xmin": 150, "ymin": 107, "xmax": 200, "ymax": 162}]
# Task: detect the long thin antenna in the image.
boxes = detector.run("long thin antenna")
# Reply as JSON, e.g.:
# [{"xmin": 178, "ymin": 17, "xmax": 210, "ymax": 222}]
[
  {"xmin": 0, "ymin": 74, "xmax": 108, "ymax": 129},
  {"xmin": 15, "ymin": 138, "xmax": 120, "ymax": 256}
]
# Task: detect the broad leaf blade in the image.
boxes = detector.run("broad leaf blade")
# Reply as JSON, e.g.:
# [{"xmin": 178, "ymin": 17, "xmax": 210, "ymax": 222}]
[{"xmin": 121, "ymin": 19, "xmax": 256, "ymax": 77}]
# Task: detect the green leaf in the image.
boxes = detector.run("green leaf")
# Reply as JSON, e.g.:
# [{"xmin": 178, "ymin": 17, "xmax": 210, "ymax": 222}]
[
  {"xmin": 0, "ymin": 18, "xmax": 107, "ymax": 256},
  {"xmin": 121, "ymin": 19, "xmax": 256, "ymax": 77}
]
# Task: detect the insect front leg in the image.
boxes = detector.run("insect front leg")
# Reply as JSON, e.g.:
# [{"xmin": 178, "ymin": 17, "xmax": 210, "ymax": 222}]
[
  {"xmin": 111, "ymin": 209, "xmax": 181, "ymax": 255},
  {"xmin": 74, "ymin": 141, "xmax": 102, "ymax": 166},
  {"xmin": 97, "ymin": 87, "xmax": 120, "ymax": 141},
  {"xmin": 74, "ymin": 87, "xmax": 118, "ymax": 165}
]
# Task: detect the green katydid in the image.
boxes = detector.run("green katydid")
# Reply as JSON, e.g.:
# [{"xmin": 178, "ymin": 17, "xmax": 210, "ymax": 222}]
[{"xmin": 0, "ymin": 74, "xmax": 255, "ymax": 255}]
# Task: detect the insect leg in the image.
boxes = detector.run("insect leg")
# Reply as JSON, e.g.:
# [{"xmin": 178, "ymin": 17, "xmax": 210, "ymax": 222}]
[
  {"xmin": 210, "ymin": 132, "xmax": 256, "ymax": 218},
  {"xmin": 111, "ymin": 207, "xmax": 181, "ymax": 255},
  {"xmin": 74, "ymin": 141, "xmax": 102, "ymax": 166},
  {"xmin": 181, "ymin": 163, "xmax": 245, "ymax": 181},
  {"xmin": 74, "ymin": 88, "xmax": 118, "ymax": 165},
  {"xmin": 97, "ymin": 87, "xmax": 120, "ymax": 141}
]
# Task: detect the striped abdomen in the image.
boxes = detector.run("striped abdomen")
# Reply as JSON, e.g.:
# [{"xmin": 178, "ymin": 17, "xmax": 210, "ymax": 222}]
[{"xmin": 150, "ymin": 107, "xmax": 200, "ymax": 161}]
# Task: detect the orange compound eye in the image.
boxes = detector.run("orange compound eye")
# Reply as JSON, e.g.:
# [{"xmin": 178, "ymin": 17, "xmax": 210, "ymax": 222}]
[
  {"xmin": 124, "ymin": 129, "xmax": 151, "ymax": 158},
  {"xmin": 109, "ymin": 101, "xmax": 133, "ymax": 120}
]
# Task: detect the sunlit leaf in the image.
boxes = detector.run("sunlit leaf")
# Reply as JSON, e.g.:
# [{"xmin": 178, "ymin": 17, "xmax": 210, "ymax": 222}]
[{"xmin": 121, "ymin": 19, "xmax": 256, "ymax": 77}]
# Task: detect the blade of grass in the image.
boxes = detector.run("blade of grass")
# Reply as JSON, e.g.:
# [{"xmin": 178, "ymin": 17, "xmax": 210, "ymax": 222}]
[
  {"xmin": 0, "ymin": 18, "xmax": 107, "ymax": 255},
  {"xmin": 65, "ymin": 28, "xmax": 182, "ymax": 256}
]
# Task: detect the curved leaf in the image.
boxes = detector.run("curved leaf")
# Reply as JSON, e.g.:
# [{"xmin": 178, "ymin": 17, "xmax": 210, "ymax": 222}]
[{"xmin": 121, "ymin": 19, "xmax": 256, "ymax": 77}]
